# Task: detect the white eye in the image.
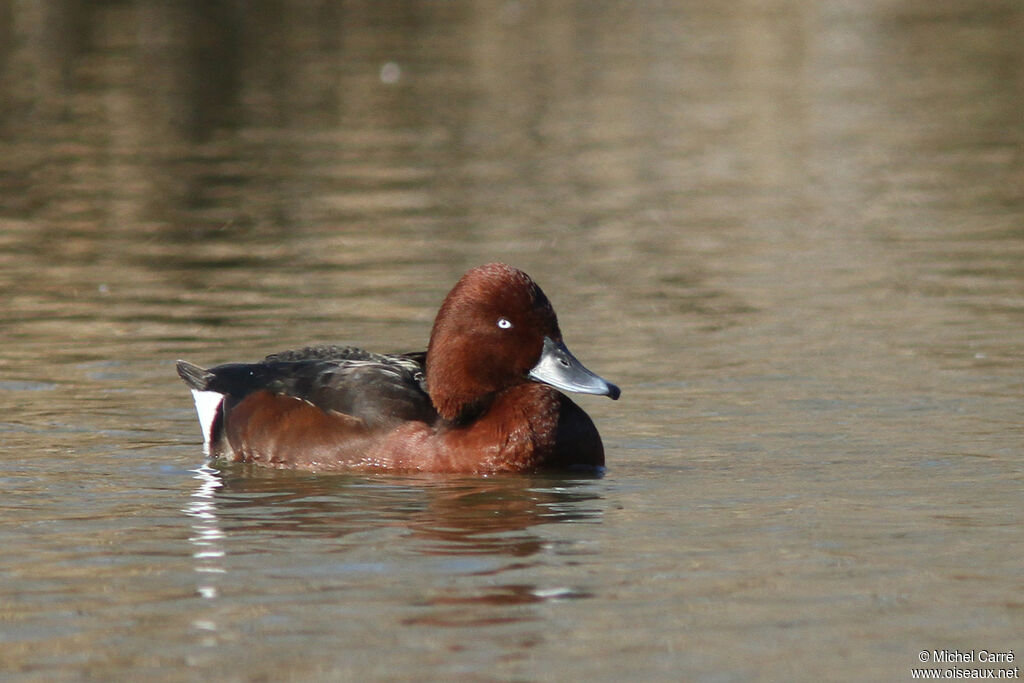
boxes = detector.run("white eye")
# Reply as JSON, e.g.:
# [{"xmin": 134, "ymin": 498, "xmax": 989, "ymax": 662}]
[{"xmin": 497, "ymin": 317, "xmax": 513, "ymax": 329}]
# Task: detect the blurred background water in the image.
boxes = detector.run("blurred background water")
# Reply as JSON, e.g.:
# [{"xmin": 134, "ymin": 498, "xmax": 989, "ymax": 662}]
[{"xmin": 1, "ymin": 1, "xmax": 1022, "ymax": 681}]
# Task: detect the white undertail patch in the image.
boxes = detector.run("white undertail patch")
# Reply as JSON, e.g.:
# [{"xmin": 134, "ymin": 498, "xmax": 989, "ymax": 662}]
[{"xmin": 190, "ymin": 390, "xmax": 225, "ymax": 454}]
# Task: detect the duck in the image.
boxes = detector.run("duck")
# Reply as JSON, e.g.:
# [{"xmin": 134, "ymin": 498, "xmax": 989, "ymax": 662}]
[{"xmin": 176, "ymin": 262, "xmax": 620, "ymax": 473}]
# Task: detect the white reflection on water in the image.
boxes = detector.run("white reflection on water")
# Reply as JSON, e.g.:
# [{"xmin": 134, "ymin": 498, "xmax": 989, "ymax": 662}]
[{"xmin": 184, "ymin": 464, "xmax": 226, "ymax": 603}]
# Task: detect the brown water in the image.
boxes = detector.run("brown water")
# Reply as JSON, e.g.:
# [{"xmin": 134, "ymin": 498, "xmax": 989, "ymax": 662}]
[{"xmin": 2, "ymin": 2, "xmax": 1022, "ymax": 681}]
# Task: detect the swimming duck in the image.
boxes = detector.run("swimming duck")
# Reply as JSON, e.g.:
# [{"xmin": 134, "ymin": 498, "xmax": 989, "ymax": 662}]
[{"xmin": 176, "ymin": 263, "xmax": 620, "ymax": 473}]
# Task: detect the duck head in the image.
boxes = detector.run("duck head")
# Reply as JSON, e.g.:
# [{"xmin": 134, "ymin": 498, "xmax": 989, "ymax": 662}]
[{"xmin": 426, "ymin": 263, "xmax": 620, "ymax": 421}]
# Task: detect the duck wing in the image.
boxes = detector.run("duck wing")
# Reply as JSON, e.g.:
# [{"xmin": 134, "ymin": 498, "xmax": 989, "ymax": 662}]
[{"xmin": 177, "ymin": 345, "xmax": 435, "ymax": 429}]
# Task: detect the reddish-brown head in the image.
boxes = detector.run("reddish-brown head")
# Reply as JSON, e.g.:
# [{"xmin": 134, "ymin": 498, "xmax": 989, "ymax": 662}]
[{"xmin": 426, "ymin": 263, "xmax": 561, "ymax": 420}]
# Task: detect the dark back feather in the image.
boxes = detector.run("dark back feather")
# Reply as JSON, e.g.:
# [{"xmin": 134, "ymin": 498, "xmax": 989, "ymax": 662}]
[{"xmin": 184, "ymin": 345, "xmax": 436, "ymax": 429}]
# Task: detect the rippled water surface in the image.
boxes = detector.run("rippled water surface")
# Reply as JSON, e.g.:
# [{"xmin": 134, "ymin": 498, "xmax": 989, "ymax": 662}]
[{"xmin": 2, "ymin": 2, "xmax": 1022, "ymax": 681}]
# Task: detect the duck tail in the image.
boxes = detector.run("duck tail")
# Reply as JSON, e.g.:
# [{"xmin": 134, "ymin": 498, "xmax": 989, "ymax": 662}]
[
  {"xmin": 176, "ymin": 360, "xmax": 225, "ymax": 454},
  {"xmin": 176, "ymin": 360, "xmax": 215, "ymax": 391}
]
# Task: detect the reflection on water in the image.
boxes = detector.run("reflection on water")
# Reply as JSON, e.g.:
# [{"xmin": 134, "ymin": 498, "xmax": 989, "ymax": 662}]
[
  {"xmin": 1, "ymin": 0, "xmax": 1022, "ymax": 680},
  {"xmin": 405, "ymin": 477, "xmax": 603, "ymax": 557},
  {"xmin": 193, "ymin": 463, "xmax": 603, "ymax": 555},
  {"xmin": 181, "ymin": 464, "xmax": 606, "ymax": 633},
  {"xmin": 184, "ymin": 465, "xmax": 226, "ymax": 601}
]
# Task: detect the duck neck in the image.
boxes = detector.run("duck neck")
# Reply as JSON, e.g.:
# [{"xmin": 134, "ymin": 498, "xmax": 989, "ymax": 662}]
[
  {"xmin": 440, "ymin": 384, "xmax": 562, "ymax": 470},
  {"xmin": 441, "ymin": 395, "xmax": 490, "ymax": 427},
  {"xmin": 425, "ymin": 331, "xmax": 506, "ymax": 421}
]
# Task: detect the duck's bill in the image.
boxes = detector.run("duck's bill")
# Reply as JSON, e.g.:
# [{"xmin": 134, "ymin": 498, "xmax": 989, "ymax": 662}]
[{"xmin": 528, "ymin": 337, "xmax": 621, "ymax": 400}]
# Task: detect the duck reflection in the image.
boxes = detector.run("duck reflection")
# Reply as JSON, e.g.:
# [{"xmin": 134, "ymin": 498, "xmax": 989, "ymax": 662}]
[
  {"xmin": 182, "ymin": 464, "xmax": 604, "ymax": 627},
  {"xmin": 404, "ymin": 474, "xmax": 604, "ymax": 557},
  {"xmin": 183, "ymin": 464, "xmax": 226, "ymax": 601},
  {"xmin": 191, "ymin": 464, "xmax": 603, "ymax": 550}
]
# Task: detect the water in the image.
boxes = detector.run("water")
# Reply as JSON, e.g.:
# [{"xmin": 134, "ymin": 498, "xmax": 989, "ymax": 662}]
[{"xmin": 1, "ymin": 1, "xmax": 1022, "ymax": 681}]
